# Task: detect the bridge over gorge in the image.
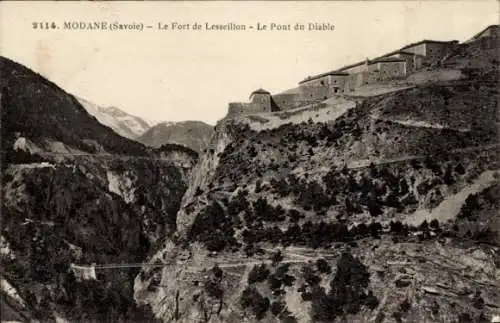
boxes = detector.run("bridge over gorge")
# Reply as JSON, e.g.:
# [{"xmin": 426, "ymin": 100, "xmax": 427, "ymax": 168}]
[{"xmin": 68, "ymin": 251, "xmax": 323, "ymax": 281}]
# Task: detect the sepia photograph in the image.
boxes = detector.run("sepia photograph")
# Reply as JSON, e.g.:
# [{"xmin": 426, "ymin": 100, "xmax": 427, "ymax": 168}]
[{"xmin": 0, "ymin": 1, "xmax": 499, "ymax": 322}]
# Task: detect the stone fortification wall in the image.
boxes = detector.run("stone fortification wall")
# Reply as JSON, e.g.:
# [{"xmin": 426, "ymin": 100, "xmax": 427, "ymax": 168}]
[
  {"xmin": 298, "ymin": 77, "xmax": 330, "ymax": 103},
  {"xmin": 227, "ymin": 94, "xmax": 272, "ymax": 117},
  {"xmin": 368, "ymin": 61, "xmax": 406, "ymax": 76},
  {"xmin": 227, "ymin": 102, "xmax": 255, "ymax": 116},
  {"xmin": 344, "ymin": 71, "xmax": 407, "ymax": 92},
  {"xmin": 271, "ymin": 91, "xmax": 302, "ymax": 111},
  {"xmin": 298, "ymin": 74, "xmax": 348, "ymax": 104}
]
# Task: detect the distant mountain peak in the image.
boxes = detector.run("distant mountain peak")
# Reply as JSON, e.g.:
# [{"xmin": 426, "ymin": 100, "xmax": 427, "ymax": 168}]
[
  {"xmin": 75, "ymin": 97, "xmax": 150, "ymax": 139},
  {"xmin": 138, "ymin": 120, "xmax": 214, "ymax": 152},
  {"xmin": 0, "ymin": 56, "xmax": 149, "ymax": 156}
]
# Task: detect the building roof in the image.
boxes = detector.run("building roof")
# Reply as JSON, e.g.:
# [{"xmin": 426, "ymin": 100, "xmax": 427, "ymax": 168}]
[
  {"xmin": 297, "ymin": 37, "xmax": 460, "ymax": 86},
  {"xmin": 299, "ymin": 71, "xmax": 349, "ymax": 84},
  {"xmin": 250, "ymin": 88, "xmax": 270, "ymax": 95},
  {"xmin": 337, "ymin": 60, "xmax": 368, "ymax": 72},
  {"xmin": 397, "ymin": 51, "xmax": 426, "ymax": 57},
  {"xmin": 380, "ymin": 49, "xmax": 426, "ymax": 58},
  {"xmin": 376, "ymin": 39, "xmax": 458, "ymax": 59},
  {"xmin": 368, "ymin": 57, "xmax": 406, "ymax": 64},
  {"xmin": 400, "ymin": 39, "xmax": 459, "ymax": 51},
  {"xmin": 466, "ymin": 24, "xmax": 499, "ymax": 42},
  {"xmin": 273, "ymin": 87, "xmax": 300, "ymax": 95}
]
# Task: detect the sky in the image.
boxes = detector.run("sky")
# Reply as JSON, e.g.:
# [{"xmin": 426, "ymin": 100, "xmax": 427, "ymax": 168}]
[{"xmin": 0, "ymin": 1, "xmax": 498, "ymax": 125}]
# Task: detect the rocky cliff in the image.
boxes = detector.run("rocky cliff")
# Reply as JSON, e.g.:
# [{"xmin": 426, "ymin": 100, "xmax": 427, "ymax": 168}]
[
  {"xmin": 0, "ymin": 56, "xmax": 197, "ymax": 322},
  {"xmin": 134, "ymin": 50, "xmax": 500, "ymax": 322}
]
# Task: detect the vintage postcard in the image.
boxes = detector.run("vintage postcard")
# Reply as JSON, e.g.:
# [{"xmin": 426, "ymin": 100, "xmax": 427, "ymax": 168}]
[{"xmin": 0, "ymin": 1, "xmax": 499, "ymax": 322}]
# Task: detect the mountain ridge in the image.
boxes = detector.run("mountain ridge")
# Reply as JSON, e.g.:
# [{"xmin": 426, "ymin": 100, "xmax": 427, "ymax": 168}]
[
  {"xmin": 0, "ymin": 55, "xmax": 197, "ymax": 322},
  {"xmin": 0, "ymin": 56, "xmax": 150, "ymax": 157},
  {"xmin": 76, "ymin": 96, "xmax": 151, "ymax": 140},
  {"xmin": 138, "ymin": 120, "xmax": 214, "ymax": 153}
]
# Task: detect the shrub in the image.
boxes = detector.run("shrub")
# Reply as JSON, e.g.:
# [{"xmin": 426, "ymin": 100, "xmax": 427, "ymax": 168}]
[
  {"xmin": 419, "ymin": 220, "xmax": 429, "ymax": 231},
  {"xmin": 287, "ymin": 209, "xmax": 303, "ymax": 223},
  {"xmin": 308, "ymin": 252, "xmax": 378, "ymax": 321},
  {"xmin": 279, "ymin": 311, "xmax": 298, "ymax": 323},
  {"xmin": 195, "ymin": 187, "xmax": 204, "ymax": 196},
  {"xmin": 429, "ymin": 219, "xmax": 440, "ymax": 230},
  {"xmin": 472, "ymin": 291, "xmax": 484, "ymax": 309},
  {"xmin": 365, "ymin": 291, "xmax": 380, "ymax": 310},
  {"xmin": 310, "ymin": 286, "xmax": 333, "ymax": 321},
  {"xmin": 227, "ymin": 193, "xmax": 250, "ymax": 217},
  {"xmin": 204, "ymin": 280, "xmax": 223, "ymax": 299},
  {"xmin": 392, "ymin": 311, "xmax": 403, "ymax": 323},
  {"xmin": 302, "ymin": 266, "xmax": 321, "ymax": 286},
  {"xmin": 248, "ymin": 264, "xmax": 270, "ymax": 285},
  {"xmin": 367, "ymin": 198, "xmax": 383, "ymax": 217},
  {"xmin": 369, "ymin": 222, "xmax": 383, "ymax": 237},
  {"xmin": 399, "ymin": 298, "xmax": 411, "ymax": 312},
  {"xmin": 270, "ymin": 250, "xmax": 284, "ymax": 265},
  {"xmin": 240, "ymin": 287, "xmax": 270, "ymax": 320},
  {"xmin": 267, "ymin": 274, "xmax": 282, "ymax": 290},
  {"xmin": 211, "ymin": 265, "xmax": 223, "ymax": 279},
  {"xmin": 389, "ymin": 221, "xmax": 406, "ymax": 234},
  {"xmin": 252, "ymin": 198, "xmax": 286, "ymax": 222},
  {"xmin": 316, "ymin": 259, "xmax": 331, "ymax": 274},
  {"xmin": 457, "ymin": 193, "xmax": 481, "ymax": 220},
  {"xmin": 270, "ymin": 300, "xmax": 285, "ymax": 316},
  {"xmin": 271, "ymin": 263, "xmax": 295, "ymax": 288},
  {"xmin": 458, "ymin": 313, "xmax": 473, "ymax": 323},
  {"xmin": 188, "ymin": 202, "xmax": 236, "ymax": 251}
]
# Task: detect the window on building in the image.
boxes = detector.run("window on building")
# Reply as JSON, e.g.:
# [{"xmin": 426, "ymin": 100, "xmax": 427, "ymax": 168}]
[{"xmin": 320, "ymin": 80, "xmax": 325, "ymax": 85}]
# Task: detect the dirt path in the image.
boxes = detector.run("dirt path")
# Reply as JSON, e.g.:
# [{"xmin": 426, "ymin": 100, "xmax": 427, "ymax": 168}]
[
  {"xmin": 342, "ymin": 84, "xmax": 414, "ymax": 97},
  {"xmin": 185, "ymin": 256, "xmax": 320, "ymax": 274},
  {"xmin": 246, "ymin": 97, "xmax": 357, "ymax": 131},
  {"xmin": 370, "ymin": 114, "xmax": 470, "ymax": 133},
  {"xmin": 347, "ymin": 143, "xmax": 500, "ymax": 170},
  {"xmin": 405, "ymin": 169, "xmax": 499, "ymax": 226}
]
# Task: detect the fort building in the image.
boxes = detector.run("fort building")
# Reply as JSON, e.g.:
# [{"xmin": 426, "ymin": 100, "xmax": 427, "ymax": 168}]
[
  {"xmin": 271, "ymin": 87, "xmax": 302, "ymax": 111},
  {"xmin": 465, "ymin": 25, "xmax": 499, "ymax": 43},
  {"xmin": 395, "ymin": 39, "xmax": 459, "ymax": 62},
  {"xmin": 298, "ymin": 71, "xmax": 349, "ymax": 103},
  {"xmin": 367, "ymin": 57, "xmax": 407, "ymax": 76},
  {"xmin": 249, "ymin": 88, "xmax": 272, "ymax": 112},
  {"xmin": 337, "ymin": 59, "xmax": 370, "ymax": 74},
  {"xmin": 344, "ymin": 57, "xmax": 408, "ymax": 91},
  {"xmin": 303, "ymin": 55, "xmax": 408, "ymax": 95},
  {"xmin": 445, "ymin": 25, "xmax": 500, "ymax": 68},
  {"xmin": 380, "ymin": 51, "xmax": 425, "ymax": 73},
  {"xmin": 462, "ymin": 24, "xmax": 500, "ymax": 51},
  {"xmin": 298, "ymin": 39, "xmax": 458, "ymax": 99},
  {"xmin": 227, "ymin": 88, "xmax": 272, "ymax": 116},
  {"xmin": 226, "ymin": 27, "xmax": 492, "ymax": 117}
]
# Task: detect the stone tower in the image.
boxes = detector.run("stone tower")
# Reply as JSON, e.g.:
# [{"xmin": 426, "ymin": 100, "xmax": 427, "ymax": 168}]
[{"xmin": 249, "ymin": 88, "xmax": 271, "ymax": 113}]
